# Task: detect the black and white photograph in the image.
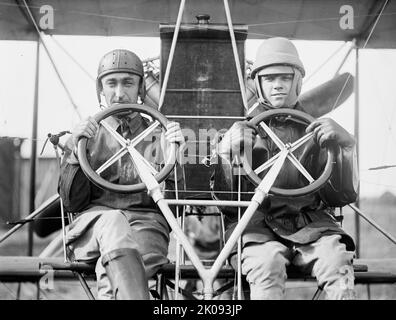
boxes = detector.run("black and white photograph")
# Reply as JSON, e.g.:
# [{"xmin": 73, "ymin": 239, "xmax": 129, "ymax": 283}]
[{"xmin": 0, "ymin": 0, "xmax": 395, "ymax": 306}]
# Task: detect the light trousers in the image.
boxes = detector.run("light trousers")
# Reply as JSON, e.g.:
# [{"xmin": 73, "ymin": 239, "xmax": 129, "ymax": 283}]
[
  {"xmin": 236, "ymin": 234, "xmax": 356, "ymax": 300},
  {"xmin": 65, "ymin": 206, "xmax": 169, "ymax": 299}
]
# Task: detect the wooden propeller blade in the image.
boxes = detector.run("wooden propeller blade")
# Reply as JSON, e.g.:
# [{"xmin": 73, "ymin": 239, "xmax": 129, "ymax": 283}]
[{"xmin": 299, "ymin": 72, "xmax": 354, "ymax": 118}]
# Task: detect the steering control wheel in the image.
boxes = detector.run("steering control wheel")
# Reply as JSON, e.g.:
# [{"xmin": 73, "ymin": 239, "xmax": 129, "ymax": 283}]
[
  {"xmin": 77, "ymin": 103, "xmax": 177, "ymax": 193},
  {"xmin": 242, "ymin": 108, "xmax": 336, "ymax": 197}
]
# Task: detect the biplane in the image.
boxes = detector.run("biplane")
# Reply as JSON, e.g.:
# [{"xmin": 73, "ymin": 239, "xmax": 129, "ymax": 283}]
[{"xmin": 0, "ymin": 0, "xmax": 396, "ymax": 300}]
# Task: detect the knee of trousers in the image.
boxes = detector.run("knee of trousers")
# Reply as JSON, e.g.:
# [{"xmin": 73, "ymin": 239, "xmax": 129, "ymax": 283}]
[
  {"xmin": 94, "ymin": 211, "xmax": 136, "ymax": 253},
  {"xmin": 242, "ymin": 245, "xmax": 288, "ymax": 284},
  {"xmin": 313, "ymin": 250, "xmax": 355, "ymax": 285}
]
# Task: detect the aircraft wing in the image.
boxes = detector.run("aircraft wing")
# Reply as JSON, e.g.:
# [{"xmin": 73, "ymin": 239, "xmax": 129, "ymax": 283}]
[{"xmin": 1, "ymin": 0, "xmax": 395, "ymax": 48}]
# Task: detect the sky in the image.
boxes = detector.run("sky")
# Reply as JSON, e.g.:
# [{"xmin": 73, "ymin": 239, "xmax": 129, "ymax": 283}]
[{"xmin": 0, "ymin": 35, "xmax": 395, "ymax": 197}]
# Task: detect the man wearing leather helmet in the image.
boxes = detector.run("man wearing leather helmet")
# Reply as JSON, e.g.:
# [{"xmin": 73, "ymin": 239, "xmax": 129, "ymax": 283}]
[
  {"xmin": 59, "ymin": 49, "xmax": 184, "ymax": 299},
  {"xmin": 212, "ymin": 37, "xmax": 359, "ymax": 299}
]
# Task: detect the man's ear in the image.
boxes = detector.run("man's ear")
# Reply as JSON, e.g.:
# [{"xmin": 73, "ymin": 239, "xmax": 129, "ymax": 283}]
[
  {"xmin": 96, "ymin": 80, "xmax": 104, "ymax": 103},
  {"xmin": 139, "ymin": 78, "xmax": 146, "ymax": 102},
  {"xmin": 99, "ymin": 82, "xmax": 104, "ymax": 95}
]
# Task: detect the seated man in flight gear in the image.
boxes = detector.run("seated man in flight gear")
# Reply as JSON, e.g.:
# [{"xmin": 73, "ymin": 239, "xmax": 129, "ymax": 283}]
[
  {"xmin": 211, "ymin": 37, "xmax": 359, "ymax": 299},
  {"xmin": 59, "ymin": 49, "xmax": 184, "ymax": 299}
]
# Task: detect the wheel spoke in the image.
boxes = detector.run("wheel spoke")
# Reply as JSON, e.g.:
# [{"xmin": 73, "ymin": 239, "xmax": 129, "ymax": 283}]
[
  {"xmin": 130, "ymin": 120, "xmax": 160, "ymax": 146},
  {"xmin": 287, "ymin": 152, "xmax": 315, "ymax": 183},
  {"xmin": 96, "ymin": 147, "xmax": 128, "ymax": 175},
  {"xmin": 99, "ymin": 120, "xmax": 161, "ymax": 177},
  {"xmin": 245, "ymin": 109, "xmax": 333, "ymax": 197},
  {"xmin": 100, "ymin": 120, "xmax": 127, "ymax": 147},
  {"xmin": 126, "ymin": 145, "xmax": 158, "ymax": 176},
  {"xmin": 259, "ymin": 122, "xmax": 285, "ymax": 150},
  {"xmin": 254, "ymin": 152, "xmax": 280, "ymax": 175},
  {"xmin": 258, "ymin": 148, "xmax": 289, "ymax": 194},
  {"xmin": 255, "ymin": 132, "xmax": 314, "ymax": 175},
  {"xmin": 290, "ymin": 132, "xmax": 314, "ymax": 152}
]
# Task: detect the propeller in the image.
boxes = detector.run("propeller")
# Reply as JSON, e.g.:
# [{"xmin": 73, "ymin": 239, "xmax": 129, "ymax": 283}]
[{"xmin": 299, "ymin": 72, "xmax": 354, "ymax": 118}]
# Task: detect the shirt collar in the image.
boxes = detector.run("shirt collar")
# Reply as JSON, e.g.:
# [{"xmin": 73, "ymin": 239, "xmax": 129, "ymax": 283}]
[{"xmin": 102, "ymin": 113, "xmax": 145, "ymax": 135}]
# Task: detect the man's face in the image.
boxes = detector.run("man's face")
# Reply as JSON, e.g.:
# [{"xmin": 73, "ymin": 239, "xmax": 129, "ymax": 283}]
[
  {"xmin": 101, "ymin": 72, "xmax": 140, "ymax": 106},
  {"xmin": 259, "ymin": 73, "xmax": 293, "ymax": 108}
]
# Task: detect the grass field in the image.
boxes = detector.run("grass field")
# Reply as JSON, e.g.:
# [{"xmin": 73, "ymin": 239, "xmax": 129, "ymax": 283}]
[{"xmin": 1, "ymin": 195, "xmax": 395, "ymax": 300}]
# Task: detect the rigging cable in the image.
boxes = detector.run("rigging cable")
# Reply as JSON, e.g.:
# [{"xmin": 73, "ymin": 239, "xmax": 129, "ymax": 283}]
[
  {"xmin": 329, "ymin": 0, "xmax": 390, "ymax": 113},
  {"xmin": 20, "ymin": 0, "xmax": 82, "ymax": 120}
]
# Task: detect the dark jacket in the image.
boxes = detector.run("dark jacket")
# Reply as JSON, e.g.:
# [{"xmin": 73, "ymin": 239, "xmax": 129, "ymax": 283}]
[
  {"xmin": 211, "ymin": 103, "xmax": 358, "ymax": 251},
  {"xmin": 59, "ymin": 114, "xmax": 181, "ymax": 215}
]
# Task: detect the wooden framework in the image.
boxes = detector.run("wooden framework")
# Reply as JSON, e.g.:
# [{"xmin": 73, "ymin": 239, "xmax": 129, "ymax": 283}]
[{"xmin": 1, "ymin": 0, "xmax": 396, "ymax": 300}]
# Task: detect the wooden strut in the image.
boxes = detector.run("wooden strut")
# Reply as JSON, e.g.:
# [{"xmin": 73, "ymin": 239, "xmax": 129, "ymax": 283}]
[{"xmin": 158, "ymin": 0, "xmax": 185, "ymax": 112}]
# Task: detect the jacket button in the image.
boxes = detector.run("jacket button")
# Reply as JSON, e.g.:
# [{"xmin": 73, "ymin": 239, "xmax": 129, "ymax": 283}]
[{"xmin": 266, "ymin": 215, "xmax": 273, "ymax": 222}]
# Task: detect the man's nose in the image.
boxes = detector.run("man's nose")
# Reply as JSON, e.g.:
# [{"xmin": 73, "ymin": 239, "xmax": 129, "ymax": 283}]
[
  {"xmin": 115, "ymin": 84, "xmax": 125, "ymax": 99},
  {"xmin": 273, "ymin": 78, "xmax": 283, "ymax": 89}
]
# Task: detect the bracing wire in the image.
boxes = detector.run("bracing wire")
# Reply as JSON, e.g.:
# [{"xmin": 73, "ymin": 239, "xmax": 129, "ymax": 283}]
[
  {"xmin": 20, "ymin": 0, "xmax": 82, "ymax": 120},
  {"xmin": 329, "ymin": 0, "xmax": 390, "ymax": 113}
]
